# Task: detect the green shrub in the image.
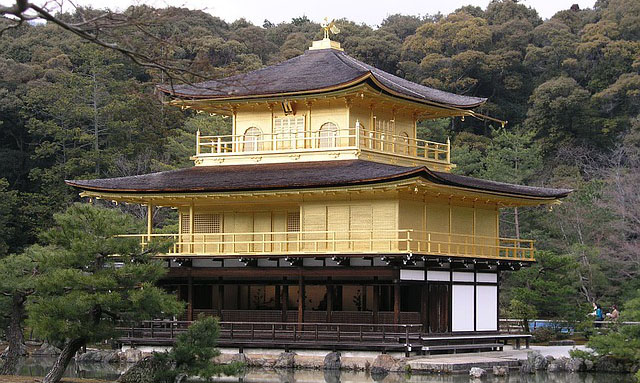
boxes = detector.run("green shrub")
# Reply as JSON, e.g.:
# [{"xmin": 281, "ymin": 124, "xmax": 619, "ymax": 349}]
[
  {"xmin": 154, "ymin": 316, "xmax": 243, "ymax": 382},
  {"xmin": 531, "ymin": 326, "xmax": 554, "ymax": 343},
  {"xmin": 586, "ymin": 290, "xmax": 640, "ymax": 368}
]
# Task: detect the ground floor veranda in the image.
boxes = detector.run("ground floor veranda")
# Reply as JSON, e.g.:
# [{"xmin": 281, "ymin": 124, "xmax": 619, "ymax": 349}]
[
  {"xmin": 157, "ymin": 257, "xmax": 526, "ymax": 333},
  {"xmin": 119, "ymin": 257, "xmax": 531, "ymax": 354}
]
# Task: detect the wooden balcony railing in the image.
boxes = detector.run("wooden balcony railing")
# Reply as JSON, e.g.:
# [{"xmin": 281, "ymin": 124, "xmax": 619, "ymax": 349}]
[
  {"xmin": 195, "ymin": 124, "xmax": 451, "ymax": 165},
  {"xmin": 117, "ymin": 319, "xmax": 423, "ymax": 355},
  {"xmin": 118, "ymin": 229, "xmax": 534, "ymax": 261}
]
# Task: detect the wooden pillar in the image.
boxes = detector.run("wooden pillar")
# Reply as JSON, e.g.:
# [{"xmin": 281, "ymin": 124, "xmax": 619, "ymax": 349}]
[
  {"xmin": 211, "ymin": 284, "xmax": 216, "ymax": 316},
  {"xmin": 275, "ymin": 285, "xmax": 281, "ymax": 309},
  {"xmin": 326, "ymin": 284, "xmax": 334, "ymax": 323},
  {"xmin": 146, "ymin": 203, "xmax": 153, "ymax": 242},
  {"xmin": 189, "ymin": 201, "xmax": 194, "ymax": 253},
  {"xmin": 421, "ymin": 284, "xmax": 429, "ymax": 330},
  {"xmin": 394, "ymin": 281, "xmax": 401, "ymax": 325},
  {"xmin": 281, "ymin": 282, "xmax": 288, "ymax": 322},
  {"xmin": 297, "ymin": 277, "xmax": 305, "ymax": 326},
  {"xmin": 187, "ymin": 275, "xmax": 193, "ymax": 321},
  {"xmin": 373, "ymin": 285, "xmax": 380, "ymax": 324},
  {"xmin": 217, "ymin": 284, "xmax": 224, "ymax": 319}
]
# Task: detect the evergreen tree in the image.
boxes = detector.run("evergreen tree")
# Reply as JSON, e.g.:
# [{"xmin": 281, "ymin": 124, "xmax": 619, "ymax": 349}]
[
  {"xmin": 26, "ymin": 204, "xmax": 183, "ymax": 383},
  {"xmin": 0, "ymin": 252, "xmax": 36, "ymax": 374}
]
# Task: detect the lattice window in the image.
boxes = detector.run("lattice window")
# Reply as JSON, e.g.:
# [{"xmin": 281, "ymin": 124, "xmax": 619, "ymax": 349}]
[
  {"xmin": 274, "ymin": 116, "xmax": 305, "ymax": 148},
  {"xmin": 287, "ymin": 212, "xmax": 300, "ymax": 232},
  {"xmin": 181, "ymin": 213, "xmax": 189, "ymax": 234},
  {"xmin": 180, "ymin": 213, "xmax": 222, "ymax": 233}
]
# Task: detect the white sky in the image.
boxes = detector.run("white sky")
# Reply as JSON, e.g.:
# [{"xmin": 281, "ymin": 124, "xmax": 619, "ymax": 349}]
[{"xmin": 4, "ymin": 0, "xmax": 597, "ymax": 26}]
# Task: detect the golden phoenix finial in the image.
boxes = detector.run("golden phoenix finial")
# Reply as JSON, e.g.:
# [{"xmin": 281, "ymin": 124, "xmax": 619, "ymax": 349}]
[{"xmin": 321, "ymin": 17, "xmax": 340, "ymax": 39}]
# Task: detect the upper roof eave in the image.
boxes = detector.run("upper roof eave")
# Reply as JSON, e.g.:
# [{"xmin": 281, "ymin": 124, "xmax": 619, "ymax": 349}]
[
  {"xmin": 65, "ymin": 161, "xmax": 571, "ymax": 201},
  {"xmin": 157, "ymin": 49, "xmax": 487, "ymax": 110}
]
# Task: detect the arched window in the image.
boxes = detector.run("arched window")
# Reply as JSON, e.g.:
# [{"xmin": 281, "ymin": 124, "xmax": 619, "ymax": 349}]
[
  {"xmin": 318, "ymin": 122, "xmax": 338, "ymax": 148},
  {"xmin": 243, "ymin": 127, "xmax": 262, "ymax": 152}
]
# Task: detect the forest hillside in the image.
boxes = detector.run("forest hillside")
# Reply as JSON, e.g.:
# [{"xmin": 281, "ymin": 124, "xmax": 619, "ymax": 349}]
[{"xmin": 0, "ymin": 0, "xmax": 639, "ymax": 320}]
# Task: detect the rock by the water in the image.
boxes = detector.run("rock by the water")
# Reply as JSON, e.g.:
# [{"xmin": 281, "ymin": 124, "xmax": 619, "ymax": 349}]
[
  {"xmin": 231, "ymin": 353, "xmax": 249, "ymax": 365},
  {"xmin": 273, "ymin": 351, "xmax": 296, "ymax": 369},
  {"xmin": 371, "ymin": 354, "xmax": 404, "ymax": 375},
  {"xmin": 584, "ymin": 359, "xmax": 594, "ymax": 371},
  {"xmin": 31, "ymin": 342, "xmax": 61, "ymax": 356},
  {"xmin": 492, "ymin": 365, "xmax": 509, "ymax": 376},
  {"xmin": 567, "ymin": 357, "xmax": 585, "ymax": 372},
  {"xmin": 323, "ymin": 351, "xmax": 341, "ymax": 370},
  {"xmin": 76, "ymin": 349, "xmax": 120, "ymax": 364},
  {"xmin": 548, "ymin": 357, "xmax": 569, "ymax": 372},
  {"xmin": 469, "ymin": 367, "xmax": 486, "ymax": 378},
  {"xmin": 118, "ymin": 355, "xmax": 169, "ymax": 383},
  {"xmin": 119, "ymin": 348, "xmax": 144, "ymax": 363},
  {"xmin": 520, "ymin": 351, "xmax": 548, "ymax": 373}
]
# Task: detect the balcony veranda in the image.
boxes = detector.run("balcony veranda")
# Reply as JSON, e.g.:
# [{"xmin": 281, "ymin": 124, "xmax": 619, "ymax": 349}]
[
  {"xmin": 119, "ymin": 230, "xmax": 535, "ymax": 261},
  {"xmin": 193, "ymin": 125, "xmax": 451, "ymax": 169}
]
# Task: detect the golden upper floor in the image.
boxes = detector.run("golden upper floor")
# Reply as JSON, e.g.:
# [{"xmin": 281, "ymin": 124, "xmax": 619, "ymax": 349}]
[
  {"xmin": 65, "ymin": 37, "xmax": 571, "ymax": 263},
  {"xmin": 192, "ymin": 100, "xmax": 452, "ymax": 170},
  {"xmin": 158, "ymin": 38, "xmax": 500, "ymax": 172}
]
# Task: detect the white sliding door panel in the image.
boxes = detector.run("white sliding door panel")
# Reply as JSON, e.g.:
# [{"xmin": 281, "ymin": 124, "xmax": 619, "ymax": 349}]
[
  {"xmin": 452, "ymin": 285, "xmax": 474, "ymax": 332},
  {"xmin": 476, "ymin": 285, "xmax": 498, "ymax": 331}
]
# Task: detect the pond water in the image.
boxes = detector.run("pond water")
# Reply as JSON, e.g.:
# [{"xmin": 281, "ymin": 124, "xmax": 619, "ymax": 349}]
[{"xmin": 15, "ymin": 358, "xmax": 636, "ymax": 383}]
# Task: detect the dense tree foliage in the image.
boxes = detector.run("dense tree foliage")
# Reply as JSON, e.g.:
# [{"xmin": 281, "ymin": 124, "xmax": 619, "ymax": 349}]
[{"xmin": 0, "ymin": 0, "xmax": 638, "ymax": 328}]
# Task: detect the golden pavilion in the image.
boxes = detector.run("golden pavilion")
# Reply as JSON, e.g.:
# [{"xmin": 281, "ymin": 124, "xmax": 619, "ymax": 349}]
[{"xmin": 66, "ymin": 33, "xmax": 570, "ymax": 353}]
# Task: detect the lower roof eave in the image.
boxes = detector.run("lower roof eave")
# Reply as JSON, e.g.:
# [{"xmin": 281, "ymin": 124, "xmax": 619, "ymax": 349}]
[{"xmin": 154, "ymin": 252, "xmax": 535, "ymax": 265}]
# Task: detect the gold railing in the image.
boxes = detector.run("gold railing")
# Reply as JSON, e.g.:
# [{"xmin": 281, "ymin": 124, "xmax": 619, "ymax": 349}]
[
  {"xmin": 196, "ymin": 125, "xmax": 451, "ymax": 165},
  {"xmin": 119, "ymin": 230, "xmax": 534, "ymax": 261}
]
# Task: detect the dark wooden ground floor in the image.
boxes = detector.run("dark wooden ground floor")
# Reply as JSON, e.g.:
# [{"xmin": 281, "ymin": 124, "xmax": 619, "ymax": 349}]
[{"xmin": 159, "ymin": 265, "xmax": 500, "ymax": 334}]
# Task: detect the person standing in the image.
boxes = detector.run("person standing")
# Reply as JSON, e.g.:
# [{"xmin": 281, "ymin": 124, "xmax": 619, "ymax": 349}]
[{"xmin": 607, "ymin": 305, "xmax": 619, "ymax": 320}]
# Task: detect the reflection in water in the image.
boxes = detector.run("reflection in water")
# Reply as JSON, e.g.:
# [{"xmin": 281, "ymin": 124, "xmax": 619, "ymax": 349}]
[
  {"xmin": 15, "ymin": 358, "xmax": 636, "ymax": 383},
  {"xmin": 16, "ymin": 357, "xmax": 125, "ymax": 381},
  {"xmin": 211, "ymin": 369, "xmax": 636, "ymax": 383}
]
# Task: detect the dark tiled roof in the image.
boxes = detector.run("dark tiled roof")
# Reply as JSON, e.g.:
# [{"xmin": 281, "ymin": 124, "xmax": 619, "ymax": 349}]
[
  {"xmin": 158, "ymin": 49, "xmax": 486, "ymax": 108},
  {"xmin": 66, "ymin": 160, "xmax": 571, "ymax": 199}
]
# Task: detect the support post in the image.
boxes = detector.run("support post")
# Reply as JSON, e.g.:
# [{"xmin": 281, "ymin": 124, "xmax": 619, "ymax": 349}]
[
  {"xmin": 146, "ymin": 203, "xmax": 153, "ymax": 243},
  {"xmin": 373, "ymin": 285, "xmax": 380, "ymax": 324},
  {"xmin": 218, "ymin": 284, "xmax": 224, "ymax": 319},
  {"xmin": 421, "ymin": 284, "xmax": 429, "ymax": 330},
  {"xmin": 297, "ymin": 276, "xmax": 305, "ymax": 328},
  {"xmin": 187, "ymin": 275, "xmax": 193, "ymax": 322},
  {"xmin": 394, "ymin": 281, "xmax": 401, "ymax": 325},
  {"xmin": 189, "ymin": 202, "xmax": 194, "ymax": 253},
  {"xmin": 281, "ymin": 280, "xmax": 288, "ymax": 323},
  {"xmin": 326, "ymin": 284, "xmax": 333, "ymax": 323}
]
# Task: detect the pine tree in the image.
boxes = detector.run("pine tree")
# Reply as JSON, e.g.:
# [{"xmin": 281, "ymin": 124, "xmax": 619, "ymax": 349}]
[
  {"xmin": 26, "ymin": 203, "xmax": 183, "ymax": 383},
  {"xmin": 0, "ymin": 252, "xmax": 36, "ymax": 375}
]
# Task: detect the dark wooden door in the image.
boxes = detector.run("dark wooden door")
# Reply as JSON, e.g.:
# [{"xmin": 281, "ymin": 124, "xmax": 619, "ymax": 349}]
[{"xmin": 428, "ymin": 284, "xmax": 450, "ymax": 333}]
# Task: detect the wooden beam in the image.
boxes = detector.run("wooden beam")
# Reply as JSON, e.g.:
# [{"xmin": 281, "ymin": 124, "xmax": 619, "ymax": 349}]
[{"xmin": 167, "ymin": 267, "xmax": 395, "ymax": 279}]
